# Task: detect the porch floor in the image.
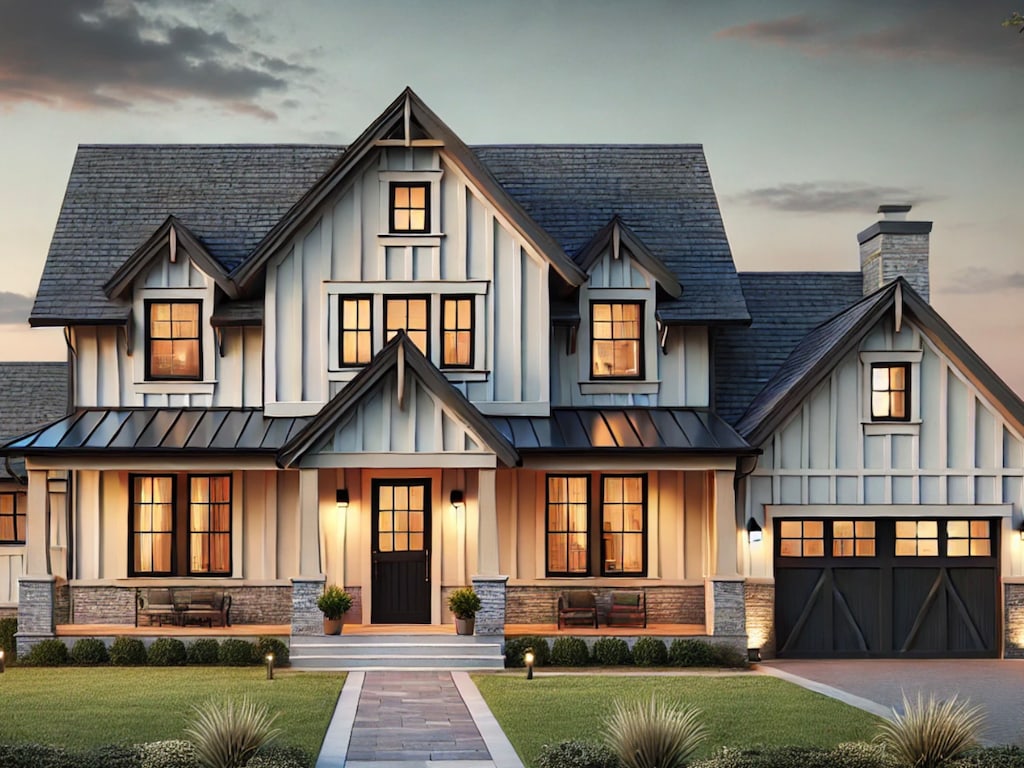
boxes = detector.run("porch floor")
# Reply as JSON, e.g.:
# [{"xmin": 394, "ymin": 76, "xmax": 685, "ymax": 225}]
[
  {"xmin": 506, "ymin": 622, "xmax": 707, "ymax": 636},
  {"xmin": 57, "ymin": 623, "xmax": 291, "ymax": 637}
]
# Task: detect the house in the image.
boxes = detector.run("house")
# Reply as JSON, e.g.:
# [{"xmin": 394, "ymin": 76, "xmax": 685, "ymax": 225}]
[{"xmin": 4, "ymin": 89, "xmax": 1023, "ymax": 658}]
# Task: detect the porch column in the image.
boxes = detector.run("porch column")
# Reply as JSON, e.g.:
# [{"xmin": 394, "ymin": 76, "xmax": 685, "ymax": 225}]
[
  {"xmin": 18, "ymin": 469, "xmax": 56, "ymax": 651},
  {"xmin": 711, "ymin": 469, "xmax": 739, "ymax": 578},
  {"xmin": 705, "ymin": 470, "xmax": 746, "ymax": 649},
  {"xmin": 298, "ymin": 468, "xmax": 322, "ymax": 577},
  {"xmin": 476, "ymin": 468, "xmax": 499, "ymax": 577},
  {"xmin": 24, "ymin": 469, "xmax": 50, "ymax": 576}
]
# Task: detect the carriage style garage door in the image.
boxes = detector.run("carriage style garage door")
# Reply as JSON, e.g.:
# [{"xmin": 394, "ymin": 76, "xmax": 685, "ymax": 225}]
[{"xmin": 774, "ymin": 517, "xmax": 998, "ymax": 658}]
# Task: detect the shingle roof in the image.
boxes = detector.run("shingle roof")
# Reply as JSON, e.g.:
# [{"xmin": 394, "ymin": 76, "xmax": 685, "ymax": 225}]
[
  {"xmin": 0, "ymin": 362, "xmax": 69, "ymax": 479},
  {"xmin": 715, "ymin": 272, "xmax": 864, "ymax": 425},
  {"xmin": 33, "ymin": 144, "xmax": 749, "ymax": 325}
]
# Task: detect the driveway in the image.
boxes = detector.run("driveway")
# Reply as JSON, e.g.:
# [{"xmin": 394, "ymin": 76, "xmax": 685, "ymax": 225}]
[{"xmin": 762, "ymin": 659, "xmax": 1024, "ymax": 747}]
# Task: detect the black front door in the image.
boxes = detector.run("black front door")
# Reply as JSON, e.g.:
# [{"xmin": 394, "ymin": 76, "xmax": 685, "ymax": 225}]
[
  {"xmin": 774, "ymin": 517, "xmax": 998, "ymax": 658},
  {"xmin": 371, "ymin": 479, "xmax": 431, "ymax": 624}
]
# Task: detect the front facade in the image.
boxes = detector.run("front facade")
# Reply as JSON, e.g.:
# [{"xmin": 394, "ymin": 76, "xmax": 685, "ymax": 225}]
[{"xmin": 5, "ymin": 90, "xmax": 1023, "ymax": 657}]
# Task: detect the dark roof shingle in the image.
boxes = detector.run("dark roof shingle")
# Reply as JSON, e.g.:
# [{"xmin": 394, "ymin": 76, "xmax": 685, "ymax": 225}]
[{"xmin": 0, "ymin": 362, "xmax": 68, "ymax": 479}]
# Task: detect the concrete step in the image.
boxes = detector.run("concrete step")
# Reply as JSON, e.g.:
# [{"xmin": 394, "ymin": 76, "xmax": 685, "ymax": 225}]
[
  {"xmin": 289, "ymin": 632, "xmax": 505, "ymax": 671},
  {"xmin": 292, "ymin": 641, "xmax": 501, "ymax": 657},
  {"xmin": 290, "ymin": 654, "xmax": 505, "ymax": 670}
]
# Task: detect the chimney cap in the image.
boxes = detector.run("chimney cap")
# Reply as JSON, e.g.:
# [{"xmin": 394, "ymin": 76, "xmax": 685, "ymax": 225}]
[{"xmin": 878, "ymin": 204, "xmax": 912, "ymax": 214}]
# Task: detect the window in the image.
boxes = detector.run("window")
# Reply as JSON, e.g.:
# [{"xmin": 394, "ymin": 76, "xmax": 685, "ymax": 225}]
[
  {"xmin": 340, "ymin": 296, "xmax": 372, "ymax": 366},
  {"xmin": 441, "ymin": 296, "xmax": 473, "ymax": 368},
  {"xmin": 146, "ymin": 300, "xmax": 201, "ymax": 380},
  {"xmin": 385, "ymin": 296, "xmax": 429, "ymax": 356},
  {"xmin": 778, "ymin": 520, "xmax": 824, "ymax": 557},
  {"xmin": 130, "ymin": 474, "xmax": 231, "ymax": 576},
  {"xmin": 832, "ymin": 520, "xmax": 876, "ymax": 557},
  {"xmin": 375, "ymin": 481, "xmax": 427, "ymax": 553},
  {"xmin": 0, "ymin": 493, "xmax": 25, "ymax": 545},
  {"xmin": 547, "ymin": 476, "xmax": 590, "ymax": 575},
  {"xmin": 591, "ymin": 302, "xmax": 642, "ymax": 378},
  {"xmin": 601, "ymin": 475, "xmax": 646, "ymax": 574},
  {"xmin": 871, "ymin": 363, "xmax": 910, "ymax": 421},
  {"xmin": 390, "ymin": 182, "xmax": 430, "ymax": 233},
  {"xmin": 895, "ymin": 520, "xmax": 938, "ymax": 556},
  {"xmin": 947, "ymin": 520, "xmax": 991, "ymax": 557}
]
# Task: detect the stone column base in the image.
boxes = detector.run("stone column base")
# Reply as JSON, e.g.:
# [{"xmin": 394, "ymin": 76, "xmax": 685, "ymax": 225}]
[
  {"xmin": 471, "ymin": 575, "xmax": 508, "ymax": 636},
  {"xmin": 706, "ymin": 578, "xmax": 746, "ymax": 637},
  {"xmin": 291, "ymin": 577, "xmax": 326, "ymax": 636},
  {"xmin": 16, "ymin": 576, "xmax": 57, "ymax": 655}
]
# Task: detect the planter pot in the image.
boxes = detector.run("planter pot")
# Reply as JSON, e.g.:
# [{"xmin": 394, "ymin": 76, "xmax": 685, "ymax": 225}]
[
  {"xmin": 324, "ymin": 617, "xmax": 343, "ymax": 635},
  {"xmin": 454, "ymin": 617, "xmax": 475, "ymax": 636}
]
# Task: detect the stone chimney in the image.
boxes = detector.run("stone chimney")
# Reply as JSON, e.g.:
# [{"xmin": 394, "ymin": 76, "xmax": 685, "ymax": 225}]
[{"xmin": 857, "ymin": 204, "xmax": 933, "ymax": 301}]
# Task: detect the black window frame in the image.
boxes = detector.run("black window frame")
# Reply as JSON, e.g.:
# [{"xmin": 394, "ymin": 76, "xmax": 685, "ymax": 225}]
[
  {"xmin": 339, "ymin": 295, "xmax": 373, "ymax": 367},
  {"xmin": 129, "ymin": 474, "xmax": 177, "ymax": 577},
  {"xmin": 590, "ymin": 300, "xmax": 644, "ymax": 380},
  {"xmin": 599, "ymin": 474, "xmax": 648, "ymax": 576},
  {"xmin": 545, "ymin": 474, "xmax": 591, "ymax": 577},
  {"xmin": 389, "ymin": 181, "xmax": 431, "ymax": 234},
  {"xmin": 870, "ymin": 362, "xmax": 911, "ymax": 422},
  {"xmin": 0, "ymin": 492, "xmax": 24, "ymax": 545},
  {"xmin": 186, "ymin": 474, "xmax": 233, "ymax": 576},
  {"xmin": 145, "ymin": 299, "xmax": 203, "ymax": 382},
  {"xmin": 440, "ymin": 295, "xmax": 474, "ymax": 369},
  {"xmin": 385, "ymin": 294, "xmax": 431, "ymax": 358}
]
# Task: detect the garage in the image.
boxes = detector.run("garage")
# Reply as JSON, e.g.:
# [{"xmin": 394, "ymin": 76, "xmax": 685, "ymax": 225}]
[{"xmin": 774, "ymin": 517, "xmax": 998, "ymax": 658}]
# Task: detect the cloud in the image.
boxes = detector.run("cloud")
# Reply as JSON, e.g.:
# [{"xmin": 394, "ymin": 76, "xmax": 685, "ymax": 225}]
[
  {"xmin": 716, "ymin": 14, "xmax": 832, "ymax": 54},
  {"xmin": 944, "ymin": 268, "xmax": 1024, "ymax": 294},
  {"xmin": 735, "ymin": 182, "xmax": 933, "ymax": 213},
  {"xmin": 0, "ymin": 293, "xmax": 35, "ymax": 325},
  {"xmin": 0, "ymin": 0, "xmax": 313, "ymax": 117}
]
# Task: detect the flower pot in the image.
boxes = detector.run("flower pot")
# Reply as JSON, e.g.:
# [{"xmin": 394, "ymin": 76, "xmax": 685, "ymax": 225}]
[
  {"xmin": 324, "ymin": 617, "xmax": 343, "ymax": 635},
  {"xmin": 454, "ymin": 617, "xmax": 475, "ymax": 636}
]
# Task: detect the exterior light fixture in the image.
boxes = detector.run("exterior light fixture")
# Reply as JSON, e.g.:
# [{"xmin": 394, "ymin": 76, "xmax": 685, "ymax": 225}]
[
  {"xmin": 336, "ymin": 489, "xmax": 350, "ymax": 511},
  {"xmin": 265, "ymin": 653, "xmax": 274, "ymax": 680},
  {"xmin": 524, "ymin": 647, "xmax": 534, "ymax": 680},
  {"xmin": 746, "ymin": 518, "xmax": 763, "ymax": 544},
  {"xmin": 0, "ymin": 649, "xmax": 4, "ymax": 673},
  {"xmin": 450, "ymin": 489, "xmax": 465, "ymax": 512},
  {"xmin": 747, "ymin": 647, "xmax": 761, "ymax": 663},
  {"xmin": 1019, "ymin": 520, "xmax": 1024, "ymax": 541}
]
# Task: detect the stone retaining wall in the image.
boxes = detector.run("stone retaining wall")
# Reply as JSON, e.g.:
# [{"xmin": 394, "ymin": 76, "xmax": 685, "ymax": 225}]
[
  {"xmin": 505, "ymin": 585, "xmax": 706, "ymax": 626},
  {"xmin": 1005, "ymin": 583, "xmax": 1024, "ymax": 659}
]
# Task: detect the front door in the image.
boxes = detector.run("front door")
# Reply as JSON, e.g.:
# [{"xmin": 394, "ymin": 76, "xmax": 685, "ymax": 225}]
[{"xmin": 371, "ymin": 479, "xmax": 431, "ymax": 623}]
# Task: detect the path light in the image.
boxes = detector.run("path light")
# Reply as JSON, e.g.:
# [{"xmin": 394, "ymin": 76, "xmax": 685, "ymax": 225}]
[
  {"xmin": 747, "ymin": 647, "xmax": 761, "ymax": 663},
  {"xmin": 524, "ymin": 647, "xmax": 534, "ymax": 680},
  {"xmin": 0, "ymin": 649, "xmax": 4, "ymax": 673},
  {"xmin": 746, "ymin": 518, "xmax": 763, "ymax": 544},
  {"xmin": 265, "ymin": 653, "xmax": 274, "ymax": 680}
]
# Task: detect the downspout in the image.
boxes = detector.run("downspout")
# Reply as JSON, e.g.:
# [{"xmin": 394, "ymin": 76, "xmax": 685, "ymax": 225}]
[{"xmin": 4, "ymin": 457, "xmax": 27, "ymax": 486}]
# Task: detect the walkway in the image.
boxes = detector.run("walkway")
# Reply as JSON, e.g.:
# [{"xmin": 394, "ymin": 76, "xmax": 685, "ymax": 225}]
[{"xmin": 316, "ymin": 671, "xmax": 523, "ymax": 768}]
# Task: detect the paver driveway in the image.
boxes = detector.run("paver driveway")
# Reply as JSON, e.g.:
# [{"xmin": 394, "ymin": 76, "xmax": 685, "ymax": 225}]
[{"xmin": 766, "ymin": 659, "xmax": 1024, "ymax": 747}]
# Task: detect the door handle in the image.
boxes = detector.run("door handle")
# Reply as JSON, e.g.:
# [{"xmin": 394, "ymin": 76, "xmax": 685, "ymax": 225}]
[{"xmin": 425, "ymin": 548, "xmax": 430, "ymax": 582}]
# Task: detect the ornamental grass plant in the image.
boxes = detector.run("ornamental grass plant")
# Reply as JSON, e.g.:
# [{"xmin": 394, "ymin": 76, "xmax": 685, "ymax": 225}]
[
  {"xmin": 185, "ymin": 696, "xmax": 281, "ymax": 768},
  {"xmin": 875, "ymin": 692, "xmax": 985, "ymax": 768},
  {"xmin": 604, "ymin": 695, "xmax": 709, "ymax": 768}
]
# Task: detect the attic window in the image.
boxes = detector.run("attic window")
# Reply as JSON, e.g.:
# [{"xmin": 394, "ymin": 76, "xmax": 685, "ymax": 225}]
[
  {"xmin": 146, "ymin": 300, "xmax": 201, "ymax": 380},
  {"xmin": 390, "ymin": 182, "xmax": 430, "ymax": 234},
  {"xmin": 591, "ymin": 302, "xmax": 642, "ymax": 379},
  {"xmin": 870, "ymin": 363, "xmax": 909, "ymax": 421}
]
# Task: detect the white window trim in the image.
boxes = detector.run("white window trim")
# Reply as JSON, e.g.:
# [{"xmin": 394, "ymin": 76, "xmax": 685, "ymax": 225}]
[
  {"xmin": 579, "ymin": 286, "xmax": 659, "ymax": 394},
  {"xmin": 378, "ymin": 170, "xmax": 444, "ymax": 239},
  {"xmin": 133, "ymin": 286, "xmax": 218, "ymax": 392},
  {"xmin": 860, "ymin": 350, "xmax": 922, "ymax": 430}
]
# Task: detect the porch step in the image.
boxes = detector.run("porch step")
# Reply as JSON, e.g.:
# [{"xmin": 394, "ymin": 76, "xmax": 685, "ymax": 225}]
[{"xmin": 289, "ymin": 633, "xmax": 505, "ymax": 670}]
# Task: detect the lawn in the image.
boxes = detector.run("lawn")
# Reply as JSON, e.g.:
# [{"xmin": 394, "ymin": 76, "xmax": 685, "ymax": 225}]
[
  {"xmin": 473, "ymin": 673, "xmax": 882, "ymax": 765},
  {"xmin": 0, "ymin": 668, "xmax": 345, "ymax": 757}
]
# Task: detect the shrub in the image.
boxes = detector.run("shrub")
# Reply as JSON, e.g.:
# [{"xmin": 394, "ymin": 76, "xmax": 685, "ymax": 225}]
[
  {"xmin": 668, "ymin": 639, "xmax": 716, "ymax": 668},
  {"xmin": 0, "ymin": 743, "xmax": 71, "ymax": 767},
  {"xmin": 246, "ymin": 745, "xmax": 314, "ymax": 768},
  {"xmin": 604, "ymin": 695, "xmax": 707, "ymax": 768},
  {"xmin": 0, "ymin": 616, "xmax": 17, "ymax": 661},
  {"xmin": 950, "ymin": 746, "xmax": 1024, "ymax": 768},
  {"xmin": 875, "ymin": 692, "xmax": 985, "ymax": 768},
  {"xmin": 148, "ymin": 637, "xmax": 187, "ymax": 666},
  {"xmin": 139, "ymin": 739, "xmax": 198, "ymax": 768},
  {"xmin": 710, "ymin": 644, "xmax": 748, "ymax": 669},
  {"xmin": 187, "ymin": 638, "xmax": 221, "ymax": 666},
  {"xmin": 691, "ymin": 743, "xmax": 893, "ymax": 768},
  {"xmin": 70, "ymin": 637, "xmax": 109, "ymax": 666},
  {"xmin": 255, "ymin": 636, "xmax": 290, "ymax": 667},
  {"xmin": 447, "ymin": 587, "xmax": 482, "ymax": 619},
  {"xmin": 536, "ymin": 740, "xmax": 622, "ymax": 768},
  {"xmin": 22, "ymin": 638, "xmax": 69, "ymax": 666},
  {"xmin": 550, "ymin": 636, "xmax": 590, "ymax": 667},
  {"xmin": 316, "ymin": 585, "xmax": 352, "ymax": 620},
  {"xmin": 74, "ymin": 743, "xmax": 142, "ymax": 768},
  {"xmin": 631, "ymin": 637, "xmax": 668, "ymax": 667},
  {"xmin": 219, "ymin": 638, "xmax": 258, "ymax": 666},
  {"xmin": 110, "ymin": 636, "xmax": 148, "ymax": 666},
  {"xmin": 185, "ymin": 697, "xmax": 281, "ymax": 768},
  {"xmin": 592, "ymin": 637, "xmax": 632, "ymax": 666},
  {"xmin": 504, "ymin": 636, "xmax": 550, "ymax": 668}
]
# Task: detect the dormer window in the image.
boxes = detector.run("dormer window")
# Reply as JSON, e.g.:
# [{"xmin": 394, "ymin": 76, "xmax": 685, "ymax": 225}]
[
  {"xmin": 390, "ymin": 182, "xmax": 430, "ymax": 234},
  {"xmin": 146, "ymin": 300, "xmax": 201, "ymax": 380},
  {"xmin": 591, "ymin": 301, "xmax": 642, "ymax": 379},
  {"xmin": 871, "ymin": 363, "xmax": 909, "ymax": 421},
  {"xmin": 385, "ymin": 296, "xmax": 429, "ymax": 356}
]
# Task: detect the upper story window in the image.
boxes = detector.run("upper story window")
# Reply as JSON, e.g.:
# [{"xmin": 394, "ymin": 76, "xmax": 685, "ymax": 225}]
[
  {"xmin": 591, "ymin": 301, "xmax": 642, "ymax": 379},
  {"xmin": 390, "ymin": 182, "xmax": 430, "ymax": 234},
  {"xmin": 385, "ymin": 296, "xmax": 429, "ymax": 356},
  {"xmin": 441, "ymin": 296, "xmax": 473, "ymax": 368},
  {"xmin": 871, "ymin": 363, "xmax": 910, "ymax": 421},
  {"xmin": 340, "ymin": 297, "xmax": 373, "ymax": 366},
  {"xmin": 146, "ymin": 300, "xmax": 201, "ymax": 380},
  {"xmin": 0, "ymin": 493, "xmax": 24, "ymax": 545}
]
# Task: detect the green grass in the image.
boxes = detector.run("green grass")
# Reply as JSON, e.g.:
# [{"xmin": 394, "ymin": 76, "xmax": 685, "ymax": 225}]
[
  {"xmin": 0, "ymin": 668, "xmax": 344, "ymax": 756},
  {"xmin": 473, "ymin": 673, "xmax": 881, "ymax": 766}
]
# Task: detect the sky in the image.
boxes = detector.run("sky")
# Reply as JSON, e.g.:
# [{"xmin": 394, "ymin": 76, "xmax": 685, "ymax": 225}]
[{"xmin": 1, "ymin": 0, "xmax": 1022, "ymax": 396}]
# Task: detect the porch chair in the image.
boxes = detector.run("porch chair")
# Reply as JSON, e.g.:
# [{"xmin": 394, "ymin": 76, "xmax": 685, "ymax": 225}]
[
  {"xmin": 136, "ymin": 588, "xmax": 178, "ymax": 627},
  {"xmin": 557, "ymin": 590, "xmax": 598, "ymax": 629},
  {"xmin": 606, "ymin": 591, "xmax": 646, "ymax": 628}
]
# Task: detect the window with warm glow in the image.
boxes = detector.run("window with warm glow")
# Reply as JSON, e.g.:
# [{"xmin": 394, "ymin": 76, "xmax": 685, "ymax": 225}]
[
  {"xmin": 0, "ymin": 492, "xmax": 24, "ymax": 545},
  {"xmin": 189, "ymin": 475, "xmax": 232, "ymax": 575},
  {"xmin": 147, "ymin": 301, "xmax": 201, "ymax": 380},
  {"xmin": 131, "ymin": 475, "xmax": 175, "ymax": 575},
  {"xmin": 547, "ymin": 475, "xmax": 590, "ymax": 575},
  {"xmin": 895, "ymin": 520, "xmax": 938, "ymax": 556},
  {"xmin": 376, "ymin": 481, "xmax": 427, "ymax": 553},
  {"xmin": 385, "ymin": 297, "xmax": 429, "ymax": 356},
  {"xmin": 601, "ymin": 475, "xmax": 646, "ymax": 575},
  {"xmin": 390, "ymin": 182, "xmax": 430, "ymax": 233},
  {"xmin": 441, "ymin": 296, "xmax": 473, "ymax": 368},
  {"xmin": 591, "ymin": 302, "xmax": 642, "ymax": 378},
  {"xmin": 947, "ymin": 519, "xmax": 991, "ymax": 557},
  {"xmin": 778, "ymin": 520, "xmax": 825, "ymax": 557},
  {"xmin": 871, "ymin": 363, "xmax": 910, "ymax": 421},
  {"xmin": 832, "ymin": 520, "xmax": 876, "ymax": 557},
  {"xmin": 340, "ymin": 296, "xmax": 372, "ymax": 366}
]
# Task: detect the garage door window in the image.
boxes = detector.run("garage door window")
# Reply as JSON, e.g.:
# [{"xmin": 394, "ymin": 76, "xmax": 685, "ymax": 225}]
[
  {"xmin": 895, "ymin": 520, "xmax": 938, "ymax": 556},
  {"xmin": 779, "ymin": 520, "xmax": 824, "ymax": 557},
  {"xmin": 947, "ymin": 520, "xmax": 991, "ymax": 557},
  {"xmin": 832, "ymin": 520, "xmax": 876, "ymax": 557}
]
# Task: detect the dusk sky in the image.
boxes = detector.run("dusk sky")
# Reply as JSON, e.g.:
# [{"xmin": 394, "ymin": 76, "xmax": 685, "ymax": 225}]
[{"xmin": 1, "ymin": 0, "xmax": 1022, "ymax": 395}]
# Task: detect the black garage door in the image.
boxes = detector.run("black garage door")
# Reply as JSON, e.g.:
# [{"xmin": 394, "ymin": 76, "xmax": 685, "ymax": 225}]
[{"xmin": 774, "ymin": 517, "xmax": 998, "ymax": 658}]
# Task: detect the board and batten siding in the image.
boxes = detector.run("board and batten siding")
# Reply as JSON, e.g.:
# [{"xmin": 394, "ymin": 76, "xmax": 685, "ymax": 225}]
[
  {"xmin": 743, "ymin": 317, "xmax": 1024, "ymax": 578},
  {"xmin": 265, "ymin": 147, "xmax": 550, "ymax": 417},
  {"xmin": 72, "ymin": 248, "xmax": 263, "ymax": 408},
  {"xmin": 0, "ymin": 481, "xmax": 24, "ymax": 604}
]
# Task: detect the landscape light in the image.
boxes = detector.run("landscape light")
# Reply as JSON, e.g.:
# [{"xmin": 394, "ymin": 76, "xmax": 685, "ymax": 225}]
[
  {"xmin": 524, "ymin": 648, "xmax": 534, "ymax": 680},
  {"xmin": 265, "ymin": 653, "xmax": 274, "ymax": 680}
]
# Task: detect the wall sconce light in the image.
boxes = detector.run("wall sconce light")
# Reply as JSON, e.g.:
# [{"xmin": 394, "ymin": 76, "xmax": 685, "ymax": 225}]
[
  {"xmin": 265, "ymin": 653, "xmax": 274, "ymax": 680},
  {"xmin": 450, "ymin": 489, "xmax": 465, "ymax": 512},
  {"xmin": 747, "ymin": 647, "xmax": 761, "ymax": 663},
  {"xmin": 524, "ymin": 647, "xmax": 534, "ymax": 680},
  {"xmin": 336, "ymin": 489, "xmax": 349, "ymax": 511},
  {"xmin": 746, "ymin": 518, "xmax": 763, "ymax": 544}
]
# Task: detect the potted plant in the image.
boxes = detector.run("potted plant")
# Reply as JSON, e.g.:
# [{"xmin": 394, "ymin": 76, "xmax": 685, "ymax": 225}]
[
  {"xmin": 447, "ymin": 587, "xmax": 482, "ymax": 636},
  {"xmin": 317, "ymin": 585, "xmax": 353, "ymax": 635}
]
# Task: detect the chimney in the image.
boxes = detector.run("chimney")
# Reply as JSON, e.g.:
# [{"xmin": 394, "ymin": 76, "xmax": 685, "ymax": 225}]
[{"xmin": 857, "ymin": 204, "xmax": 933, "ymax": 301}]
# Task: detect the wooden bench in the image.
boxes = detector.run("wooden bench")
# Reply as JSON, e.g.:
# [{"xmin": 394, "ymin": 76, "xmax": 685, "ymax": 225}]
[
  {"xmin": 136, "ymin": 588, "xmax": 232, "ymax": 627},
  {"xmin": 136, "ymin": 588, "xmax": 178, "ymax": 627},
  {"xmin": 606, "ymin": 591, "xmax": 646, "ymax": 628},
  {"xmin": 557, "ymin": 590, "xmax": 598, "ymax": 629}
]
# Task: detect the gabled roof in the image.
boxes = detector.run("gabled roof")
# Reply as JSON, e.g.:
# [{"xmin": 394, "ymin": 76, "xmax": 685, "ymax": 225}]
[
  {"xmin": 104, "ymin": 215, "xmax": 238, "ymax": 300},
  {"xmin": 277, "ymin": 332, "xmax": 520, "ymax": 468},
  {"xmin": 0, "ymin": 362, "xmax": 70, "ymax": 480},
  {"xmin": 575, "ymin": 217, "xmax": 682, "ymax": 300},
  {"xmin": 232, "ymin": 88, "xmax": 585, "ymax": 290}
]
